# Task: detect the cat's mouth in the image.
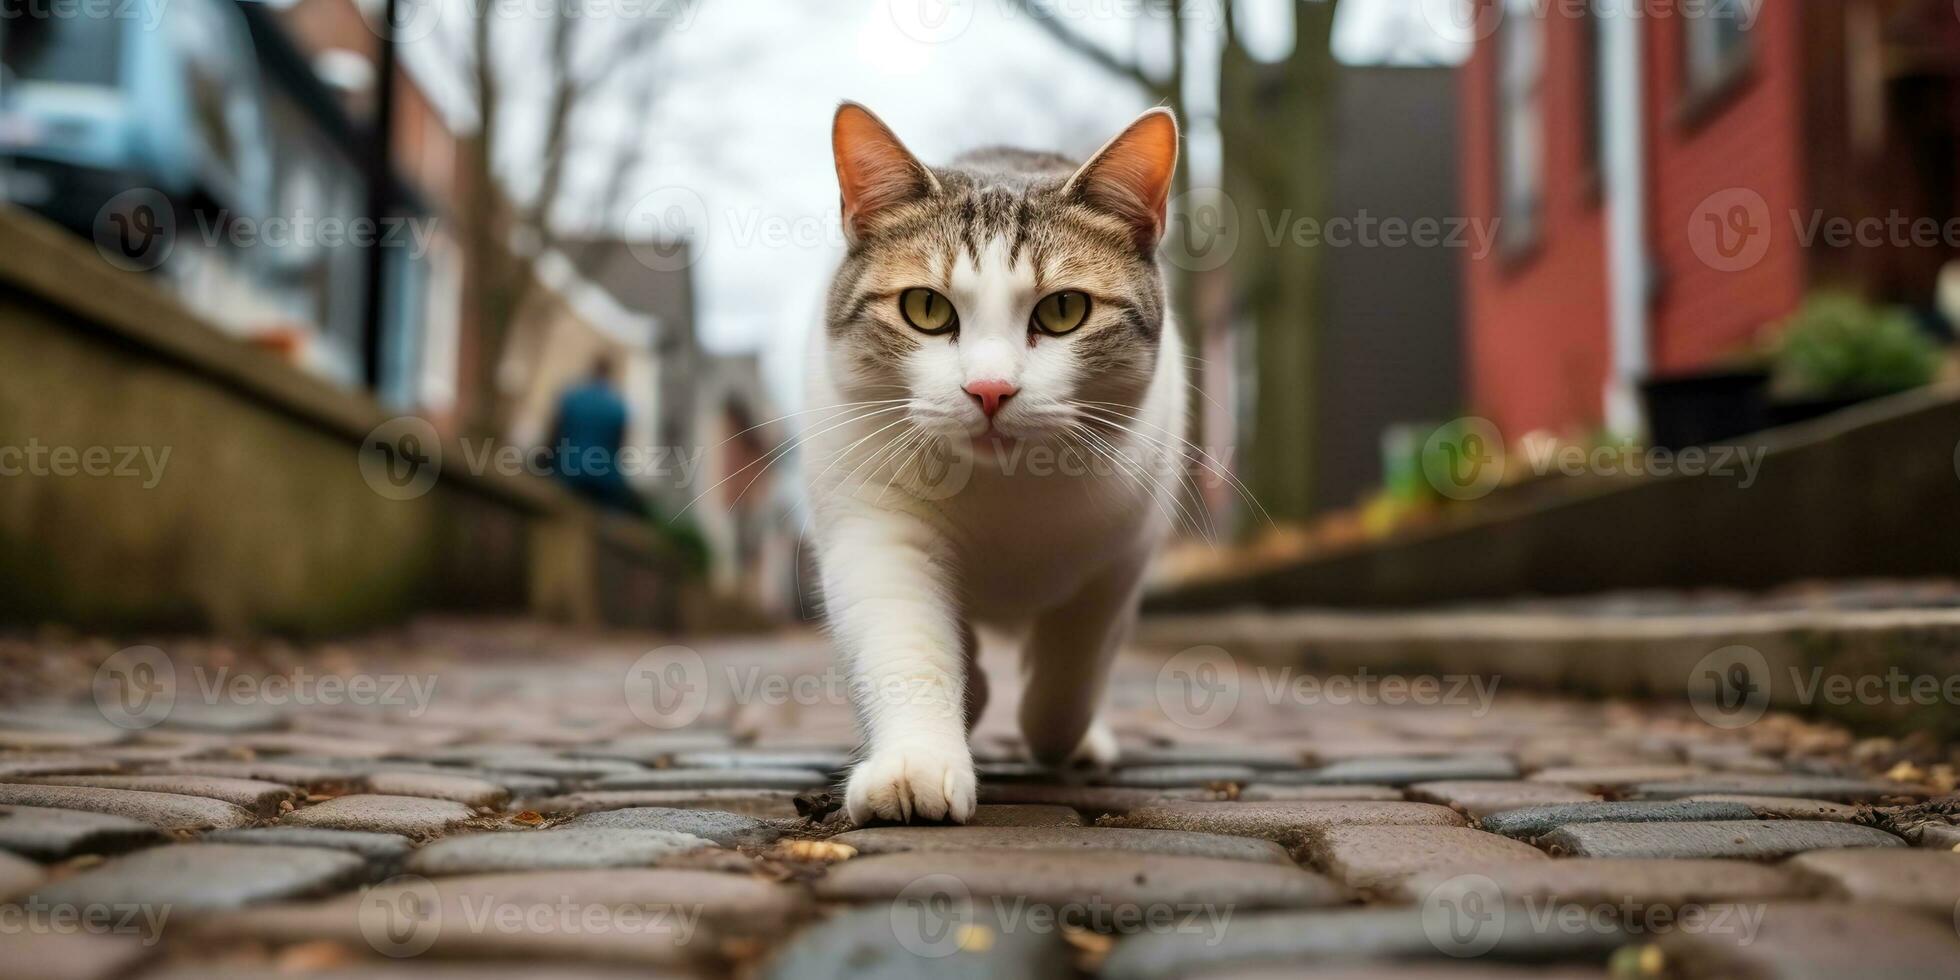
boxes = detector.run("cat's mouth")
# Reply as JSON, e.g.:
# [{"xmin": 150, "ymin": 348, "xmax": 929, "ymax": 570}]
[{"xmin": 973, "ymin": 431, "xmax": 1020, "ymax": 458}]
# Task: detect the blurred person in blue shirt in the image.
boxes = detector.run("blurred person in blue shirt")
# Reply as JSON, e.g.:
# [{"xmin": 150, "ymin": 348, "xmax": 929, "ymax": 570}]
[{"xmin": 547, "ymin": 355, "xmax": 643, "ymax": 516}]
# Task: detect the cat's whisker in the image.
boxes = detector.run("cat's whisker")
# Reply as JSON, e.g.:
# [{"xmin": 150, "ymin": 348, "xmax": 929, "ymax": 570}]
[
  {"xmin": 677, "ymin": 404, "xmax": 909, "ymax": 518},
  {"xmin": 1061, "ymin": 424, "xmax": 1147, "ymax": 505},
  {"xmin": 837, "ymin": 421, "xmax": 927, "ymax": 500},
  {"xmin": 876, "ymin": 431, "xmax": 934, "ymax": 504},
  {"xmin": 1060, "ymin": 418, "xmax": 1196, "ymax": 536},
  {"xmin": 1180, "ymin": 376, "xmax": 1234, "ymax": 418},
  {"xmin": 806, "ymin": 413, "xmax": 922, "ymax": 494},
  {"xmin": 1075, "ymin": 402, "xmax": 1275, "ymax": 527},
  {"xmin": 724, "ymin": 410, "xmax": 915, "ymax": 516},
  {"xmin": 1052, "ymin": 429, "xmax": 1122, "ymax": 520},
  {"xmin": 1071, "ymin": 406, "xmax": 1240, "ymax": 536},
  {"xmin": 1097, "ymin": 427, "xmax": 1214, "ymax": 539},
  {"xmin": 872, "ymin": 426, "xmax": 936, "ymax": 504},
  {"xmin": 713, "ymin": 398, "xmax": 911, "ymax": 456},
  {"xmin": 1081, "ymin": 415, "xmax": 1262, "ymax": 535},
  {"xmin": 1068, "ymin": 422, "xmax": 1203, "ymax": 539}
]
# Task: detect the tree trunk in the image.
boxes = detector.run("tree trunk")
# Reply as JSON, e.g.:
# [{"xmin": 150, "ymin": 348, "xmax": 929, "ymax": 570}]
[{"xmin": 1220, "ymin": 1, "xmax": 1340, "ymax": 525}]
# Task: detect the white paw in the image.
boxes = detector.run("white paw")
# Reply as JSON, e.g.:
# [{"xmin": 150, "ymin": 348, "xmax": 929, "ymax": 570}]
[
  {"xmin": 1068, "ymin": 720, "xmax": 1120, "ymax": 770},
  {"xmin": 846, "ymin": 742, "xmax": 977, "ymax": 824}
]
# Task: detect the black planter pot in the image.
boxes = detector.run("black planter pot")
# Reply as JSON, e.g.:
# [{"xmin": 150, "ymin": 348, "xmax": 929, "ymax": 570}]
[
  {"xmin": 1639, "ymin": 370, "xmax": 1771, "ymax": 451},
  {"xmin": 1766, "ymin": 392, "xmax": 1883, "ymax": 429}
]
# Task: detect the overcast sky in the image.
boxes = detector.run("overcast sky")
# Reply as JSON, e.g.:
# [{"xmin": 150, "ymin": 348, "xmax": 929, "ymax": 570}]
[{"xmin": 398, "ymin": 0, "xmax": 1468, "ymax": 401}]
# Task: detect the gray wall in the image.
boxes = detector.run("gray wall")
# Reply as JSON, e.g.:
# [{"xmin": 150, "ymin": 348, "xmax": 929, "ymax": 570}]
[{"xmin": 1315, "ymin": 66, "xmax": 1465, "ymax": 511}]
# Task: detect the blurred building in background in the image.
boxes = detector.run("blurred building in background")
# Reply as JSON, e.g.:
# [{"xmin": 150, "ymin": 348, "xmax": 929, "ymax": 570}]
[
  {"xmin": 0, "ymin": 0, "xmax": 770, "ymax": 631},
  {"xmin": 1463, "ymin": 0, "xmax": 1960, "ymax": 441},
  {"xmin": 541, "ymin": 237, "xmax": 798, "ymax": 613},
  {"xmin": 684, "ymin": 354, "xmax": 800, "ymax": 621},
  {"xmin": 0, "ymin": 0, "xmax": 466, "ymax": 400},
  {"xmin": 553, "ymin": 236, "xmax": 703, "ymax": 498},
  {"xmin": 497, "ymin": 247, "xmax": 663, "ymax": 463},
  {"xmin": 272, "ymin": 0, "xmax": 476, "ymax": 418}
]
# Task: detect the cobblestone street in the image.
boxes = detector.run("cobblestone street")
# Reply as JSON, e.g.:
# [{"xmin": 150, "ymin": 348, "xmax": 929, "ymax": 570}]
[{"xmin": 1, "ymin": 622, "xmax": 1957, "ymax": 979}]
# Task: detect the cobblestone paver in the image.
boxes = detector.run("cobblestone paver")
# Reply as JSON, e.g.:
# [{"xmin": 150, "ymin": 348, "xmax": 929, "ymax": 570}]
[
  {"xmin": 0, "ymin": 624, "xmax": 1956, "ymax": 978},
  {"xmin": 30, "ymin": 843, "xmax": 366, "ymax": 910},
  {"xmin": 0, "ymin": 803, "xmax": 163, "ymax": 858},
  {"xmin": 830, "ymin": 825, "xmax": 1296, "ymax": 862},
  {"xmin": 279, "ymin": 795, "xmax": 475, "ymax": 836},
  {"xmin": 1389, "ymin": 857, "xmax": 1810, "ymax": 906},
  {"xmin": 1539, "ymin": 819, "xmax": 1906, "ymax": 859},
  {"xmin": 0, "ymin": 848, "xmax": 43, "ymax": 901}
]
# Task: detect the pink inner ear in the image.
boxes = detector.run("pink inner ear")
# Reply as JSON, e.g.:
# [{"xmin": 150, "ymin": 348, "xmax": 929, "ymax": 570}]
[
  {"xmin": 835, "ymin": 106, "xmax": 933, "ymax": 236},
  {"xmin": 1073, "ymin": 111, "xmax": 1179, "ymax": 249}
]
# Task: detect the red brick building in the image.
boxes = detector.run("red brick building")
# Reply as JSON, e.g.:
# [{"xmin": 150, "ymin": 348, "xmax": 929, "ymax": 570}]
[{"xmin": 1460, "ymin": 0, "xmax": 1960, "ymax": 439}]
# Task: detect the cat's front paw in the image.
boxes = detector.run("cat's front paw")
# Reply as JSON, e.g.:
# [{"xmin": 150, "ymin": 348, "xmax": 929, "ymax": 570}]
[
  {"xmin": 846, "ymin": 742, "xmax": 976, "ymax": 824},
  {"xmin": 1068, "ymin": 720, "xmax": 1120, "ymax": 770}
]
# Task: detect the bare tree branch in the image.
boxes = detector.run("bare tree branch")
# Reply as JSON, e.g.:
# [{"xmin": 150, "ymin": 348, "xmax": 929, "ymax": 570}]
[
  {"xmin": 586, "ymin": 62, "xmax": 663, "ymax": 228},
  {"xmin": 525, "ymin": 4, "xmax": 676, "ymax": 240},
  {"xmin": 574, "ymin": 15, "xmax": 669, "ymax": 94},
  {"xmin": 452, "ymin": 0, "xmax": 676, "ymax": 433},
  {"xmin": 520, "ymin": 2, "xmax": 581, "ymax": 240},
  {"xmin": 1004, "ymin": 0, "xmax": 1173, "ymax": 99}
]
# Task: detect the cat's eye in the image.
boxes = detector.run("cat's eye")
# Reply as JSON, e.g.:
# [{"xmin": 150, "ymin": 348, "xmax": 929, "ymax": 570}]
[
  {"xmin": 1031, "ymin": 291, "xmax": 1090, "ymax": 335},
  {"xmin": 899, "ymin": 288, "xmax": 958, "ymax": 334}
]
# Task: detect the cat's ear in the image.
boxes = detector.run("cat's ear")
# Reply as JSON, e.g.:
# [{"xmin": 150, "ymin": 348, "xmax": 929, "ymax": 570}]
[
  {"xmin": 833, "ymin": 102, "xmax": 938, "ymax": 245},
  {"xmin": 1065, "ymin": 107, "xmax": 1179, "ymax": 251}
]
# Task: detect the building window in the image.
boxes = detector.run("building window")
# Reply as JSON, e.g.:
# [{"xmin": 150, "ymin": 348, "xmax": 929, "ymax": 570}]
[
  {"xmin": 1496, "ymin": 0, "xmax": 1544, "ymax": 254},
  {"xmin": 1684, "ymin": 0, "xmax": 1753, "ymax": 101},
  {"xmin": 1580, "ymin": 3, "xmax": 1605, "ymax": 190}
]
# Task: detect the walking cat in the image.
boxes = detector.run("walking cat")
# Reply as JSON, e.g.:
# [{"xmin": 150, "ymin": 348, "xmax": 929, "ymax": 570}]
[{"xmin": 805, "ymin": 103, "xmax": 1186, "ymax": 823}]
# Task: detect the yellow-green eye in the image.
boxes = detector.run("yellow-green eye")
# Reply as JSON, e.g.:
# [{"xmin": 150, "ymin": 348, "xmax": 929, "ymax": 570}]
[
  {"xmin": 899, "ymin": 288, "xmax": 957, "ymax": 334},
  {"xmin": 1032, "ymin": 290, "xmax": 1090, "ymax": 335}
]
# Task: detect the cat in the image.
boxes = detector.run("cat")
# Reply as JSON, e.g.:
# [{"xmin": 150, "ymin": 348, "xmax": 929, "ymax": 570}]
[{"xmin": 804, "ymin": 102, "xmax": 1187, "ymax": 824}]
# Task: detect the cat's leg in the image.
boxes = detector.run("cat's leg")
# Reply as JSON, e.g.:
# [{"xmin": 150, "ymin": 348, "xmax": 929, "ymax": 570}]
[
  {"xmin": 1070, "ymin": 717, "xmax": 1120, "ymax": 769},
  {"xmin": 824, "ymin": 506, "xmax": 976, "ymax": 824},
  {"xmin": 1017, "ymin": 558, "xmax": 1146, "ymax": 768},
  {"xmin": 960, "ymin": 620, "xmax": 988, "ymax": 734}
]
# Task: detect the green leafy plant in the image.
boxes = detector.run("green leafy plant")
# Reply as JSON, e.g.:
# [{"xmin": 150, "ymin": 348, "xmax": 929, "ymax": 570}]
[{"xmin": 1772, "ymin": 292, "xmax": 1940, "ymax": 399}]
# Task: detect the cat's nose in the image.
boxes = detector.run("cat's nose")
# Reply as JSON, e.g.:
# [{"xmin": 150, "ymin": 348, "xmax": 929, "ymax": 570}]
[{"xmin": 963, "ymin": 379, "xmax": 1018, "ymax": 419}]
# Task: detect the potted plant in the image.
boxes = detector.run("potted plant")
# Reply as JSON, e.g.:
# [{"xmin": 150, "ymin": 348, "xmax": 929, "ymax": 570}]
[
  {"xmin": 1768, "ymin": 291, "xmax": 1941, "ymax": 426},
  {"xmin": 1639, "ymin": 366, "xmax": 1771, "ymax": 452}
]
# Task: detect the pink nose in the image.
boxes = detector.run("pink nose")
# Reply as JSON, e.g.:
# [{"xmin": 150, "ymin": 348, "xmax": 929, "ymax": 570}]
[{"xmin": 963, "ymin": 379, "xmax": 1018, "ymax": 419}]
